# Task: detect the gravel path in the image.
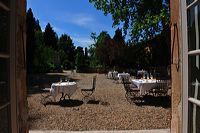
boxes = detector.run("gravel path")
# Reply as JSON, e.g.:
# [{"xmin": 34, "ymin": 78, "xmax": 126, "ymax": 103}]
[{"xmin": 28, "ymin": 72, "xmax": 171, "ymax": 131}]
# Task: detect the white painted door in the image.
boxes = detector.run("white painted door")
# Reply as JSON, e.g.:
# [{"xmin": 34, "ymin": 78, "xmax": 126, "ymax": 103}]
[{"xmin": 182, "ymin": 0, "xmax": 200, "ymax": 133}]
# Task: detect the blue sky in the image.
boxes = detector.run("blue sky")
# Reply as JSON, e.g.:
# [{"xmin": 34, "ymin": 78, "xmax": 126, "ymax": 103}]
[{"xmin": 27, "ymin": 0, "xmax": 121, "ymax": 48}]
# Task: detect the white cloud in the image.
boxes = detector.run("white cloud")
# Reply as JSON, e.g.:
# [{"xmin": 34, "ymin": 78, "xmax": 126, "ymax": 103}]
[
  {"xmin": 71, "ymin": 15, "xmax": 94, "ymax": 26},
  {"xmin": 72, "ymin": 37, "xmax": 94, "ymax": 47},
  {"xmin": 52, "ymin": 11, "xmax": 115, "ymax": 32},
  {"xmin": 56, "ymin": 12, "xmax": 95, "ymax": 28}
]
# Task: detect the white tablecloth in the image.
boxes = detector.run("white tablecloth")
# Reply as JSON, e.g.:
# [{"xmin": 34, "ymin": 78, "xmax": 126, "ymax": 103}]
[
  {"xmin": 108, "ymin": 71, "xmax": 113, "ymax": 79},
  {"xmin": 137, "ymin": 70, "xmax": 147, "ymax": 74},
  {"xmin": 132, "ymin": 79, "xmax": 167, "ymax": 95},
  {"xmin": 107, "ymin": 71, "xmax": 118, "ymax": 79},
  {"xmin": 50, "ymin": 82, "xmax": 77, "ymax": 100},
  {"xmin": 118, "ymin": 73, "xmax": 130, "ymax": 81}
]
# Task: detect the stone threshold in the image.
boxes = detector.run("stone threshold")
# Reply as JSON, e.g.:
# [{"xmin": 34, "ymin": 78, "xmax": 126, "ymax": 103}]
[{"xmin": 30, "ymin": 129, "xmax": 170, "ymax": 133}]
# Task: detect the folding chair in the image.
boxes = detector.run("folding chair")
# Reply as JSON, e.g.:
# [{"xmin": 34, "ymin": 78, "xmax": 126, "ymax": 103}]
[
  {"xmin": 152, "ymin": 77, "xmax": 168, "ymax": 96},
  {"xmin": 122, "ymin": 77, "xmax": 140, "ymax": 103},
  {"xmin": 81, "ymin": 75, "xmax": 97, "ymax": 103},
  {"xmin": 40, "ymin": 88, "xmax": 53, "ymax": 106}
]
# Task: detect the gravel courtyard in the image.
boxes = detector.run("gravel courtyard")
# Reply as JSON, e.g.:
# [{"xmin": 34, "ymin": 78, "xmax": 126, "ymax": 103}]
[{"xmin": 27, "ymin": 71, "xmax": 171, "ymax": 131}]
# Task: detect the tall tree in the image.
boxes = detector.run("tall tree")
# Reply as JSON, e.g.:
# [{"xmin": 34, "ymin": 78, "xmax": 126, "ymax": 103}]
[
  {"xmin": 85, "ymin": 47, "xmax": 88, "ymax": 58},
  {"xmin": 89, "ymin": 0, "xmax": 170, "ymax": 43},
  {"xmin": 44, "ymin": 23, "xmax": 58, "ymax": 49},
  {"xmin": 88, "ymin": 33, "xmax": 99, "ymax": 68},
  {"xmin": 112, "ymin": 28, "xmax": 125, "ymax": 67},
  {"xmin": 90, "ymin": 32, "xmax": 97, "ymax": 44},
  {"xmin": 34, "ymin": 19, "xmax": 43, "ymax": 47},
  {"xmin": 95, "ymin": 31, "xmax": 114, "ymax": 67},
  {"xmin": 75, "ymin": 46, "xmax": 85, "ymax": 71},
  {"xmin": 26, "ymin": 8, "xmax": 36, "ymax": 72},
  {"xmin": 35, "ymin": 19, "xmax": 42, "ymax": 32},
  {"xmin": 58, "ymin": 34, "xmax": 76, "ymax": 69},
  {"xmin": 113, "ymin": 28, "xmax": 125, "ymax": 45}
]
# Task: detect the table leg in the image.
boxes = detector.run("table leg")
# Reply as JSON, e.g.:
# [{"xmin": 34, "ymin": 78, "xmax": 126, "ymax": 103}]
[
  {"xmin": 60, "ymin": 93, "xmax": 71, "ymax": 101},
  {"xmin": 60, "ymin": 93, "xmax": 64, "ymax": 101},
  {"xmin": 64, "ymin": 93, "xmax": 70, "ymax": 100}
]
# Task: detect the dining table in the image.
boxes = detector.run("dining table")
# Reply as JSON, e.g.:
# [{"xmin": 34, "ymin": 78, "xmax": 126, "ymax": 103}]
[
  {"xmin": 50, "ymin": 81, "xmax": 77, "ymax": 101},
  {"xmin": 118, "ymin": 73, "xmax": 130, "ymax": 82},
  {"xmin": 131, "ymin": 79, "xmax": 167, "ymax": 95},
  {"xmin": 107, "ymin": 71, "xmax": 113, "ymax": 79},
  {"xmin": 107, "ymin": 71, "xmax": 118, "ymax": 79}
]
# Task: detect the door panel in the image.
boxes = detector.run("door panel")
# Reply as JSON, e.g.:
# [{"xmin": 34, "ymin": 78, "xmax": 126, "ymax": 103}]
[
  {"xmin": 0, "ymin": 106, "xmax": 10, "ymax": 133},
  {"xmin": 0, "ymin": 1, "xmax": 12, "ymax": 133}
]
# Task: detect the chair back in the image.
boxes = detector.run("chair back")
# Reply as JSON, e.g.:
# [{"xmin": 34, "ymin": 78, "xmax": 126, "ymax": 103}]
[
  {"xmin": 92, "ymin": 76, "xmax": 97, "ymax": 90},
  {"xmin": 122, "ymin": 77, "xmax": 130, "ymax": 84},
  {"xmin": 122, "ymin": 77, "xmax": 131, "ymax": 92}
]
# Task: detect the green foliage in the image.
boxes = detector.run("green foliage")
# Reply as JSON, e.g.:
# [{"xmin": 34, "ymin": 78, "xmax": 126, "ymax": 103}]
[
  {"xmin": 26, "ymin": 8, "xmax": 36, "ymax": 72},
  {"xmin": 88, "ymin": 44, "xmax": 100, "ymax": 68},
  {"xmin": 88, "ymin": 28, "xmax": 170, "ymax": 71},
  {"xmin": 26, "ymin": 9, "xmax": 77, "ymax": 73},
  {"xmin": 93, "ymin": 31, "xmax": 111, "ymax": 67},
  {"xmin": 89, "ymin": 0, "xmax": 170, "ymax": 43},
  {"xmin": 33, "ymin": 44, "xmax": 61, "ymax": 72},
  {"xmin": 93, "ymin": 29, "xmax": 125, "ymax": 68},
  {"xmin": 58, "ymin": 49, "xmax": 68, "ymax": 69},
  {"xmin": 44, "ymin": 23, "xmax": 58, "ymax": 49},
  {"xmin": 26, "ymin": 7, "xmax": 170, "ymax": 74},
  {"xmin": 90, "ymin": 32, "xmax": 97, "ymax": 43},
  {"xmin": 35, "ymin": 19, "xmax": 42, "ymax": 31},
  {"xmin": 58, "ymin": 34, "xmax": 76, "ymax": 69},
  {"xmin": 34, "ymin": 30, "xmax": 44, "ymax": 47},
  {"xmin": 75, "ymin": 46, "xmax": 86, "ymax": 71}
]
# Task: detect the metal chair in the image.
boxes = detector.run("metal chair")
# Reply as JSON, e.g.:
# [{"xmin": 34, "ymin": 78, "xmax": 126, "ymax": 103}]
[
  {"xmin": 150, "ymin": 77, "xmax": 168, "ymax": 96},
  {"xmin": 121, "ymin": 77, "xmax": 141, "ymax": 103},
  {"xmin": 112, "ymin": 71, "xmax": 119, "ymax": 83},
  {"xmin": 40, "ymin": 88, "xmax": 53, "ymax": 106},
  {"xmin": 81, "ymin": 76, "xmax": 97, "ymax": 102}
]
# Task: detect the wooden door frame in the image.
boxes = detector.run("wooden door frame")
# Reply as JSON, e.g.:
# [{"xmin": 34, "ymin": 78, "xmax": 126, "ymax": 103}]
[{"xmin": 10, "ymin": 0, "xmax": 18, "ymax": 132}]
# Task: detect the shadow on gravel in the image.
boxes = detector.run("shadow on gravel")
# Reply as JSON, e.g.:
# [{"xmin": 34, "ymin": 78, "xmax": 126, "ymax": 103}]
[
  {"xmin": 135, "ymin": 95, "xmax": 171, "ymax": 108},
  {"xmin": 45, "ymin": 99, "xmax": 83, "ymax": 107},
  {"xmin": 86, "ymin": 100, "xmax": 100, "ymax": 104},
  {"xmin": 85, "ymin": 100, "xmax": 110, "ymax": 106}
]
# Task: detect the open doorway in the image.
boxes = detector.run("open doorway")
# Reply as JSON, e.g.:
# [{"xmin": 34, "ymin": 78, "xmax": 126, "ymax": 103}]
[
  {"xmin": 26, "ymin": 0, "xmax": 171, "ymax": 131},
  {"xmin": 0, "ymin": 0, "xmax": 172, "ymax": 132}
]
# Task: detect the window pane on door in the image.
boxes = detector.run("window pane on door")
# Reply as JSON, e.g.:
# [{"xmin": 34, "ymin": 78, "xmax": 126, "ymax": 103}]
[
  {"xmin": 0, "ymin": 0, "xmax": 10, "ymax": 8},
  {"xmin": 187, "ymin": 4, "xmax": 200, "ymax": 51},
  {"xmin": 0, "ymin": 58, "xmax": 9, "ymax": 106},
  {"xmin": 0, "ymin": 106, "xmax": 10, "ymax": 133},
  {"xmin": 188, "ymin": 56, "xmax": 200, "ymax": 99},
  {"xmin": 188, "ymin": 102, "xmax": 200, "ymax": 133},
  {"xmin": 0, "ymin": 9, "xmax": 10, "ymax": 54},
  {"xmin": 187, "ymin": 0, "xmax": 194, "ymax": 6}
]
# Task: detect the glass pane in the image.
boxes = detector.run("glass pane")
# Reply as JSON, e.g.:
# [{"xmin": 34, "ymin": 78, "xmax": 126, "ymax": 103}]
[
  {"xmin": 0, "ymin": 0, "xmax": 10, "ymax": 8},
  {"xmin": 187, "ymin": 4, "xmax": 200, "ymax": 51},
  {"xmin": 0, "ymin": 8, "xmax": 10, "ymax": 53},
  {"xmin": 187, "ymin": 0, "xmax": 194, "ymax": 6},
  {"xmin": 188, "ymin": 55, "xmax": 200, "ymax": 132},
  {"xmin": 188, "ymin": 56, "xmax": 200, "ymax": 99},
  {"xmin": 188, "ymin": 102, "xmax": 200, "ymax": 133},
  {"xmin": 0, "ymin": 58, "xmax": 9, "ymax": 106},
  {"xmin": 0, "ymin": 106, "xmax": 10, "ymax": 133}
]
